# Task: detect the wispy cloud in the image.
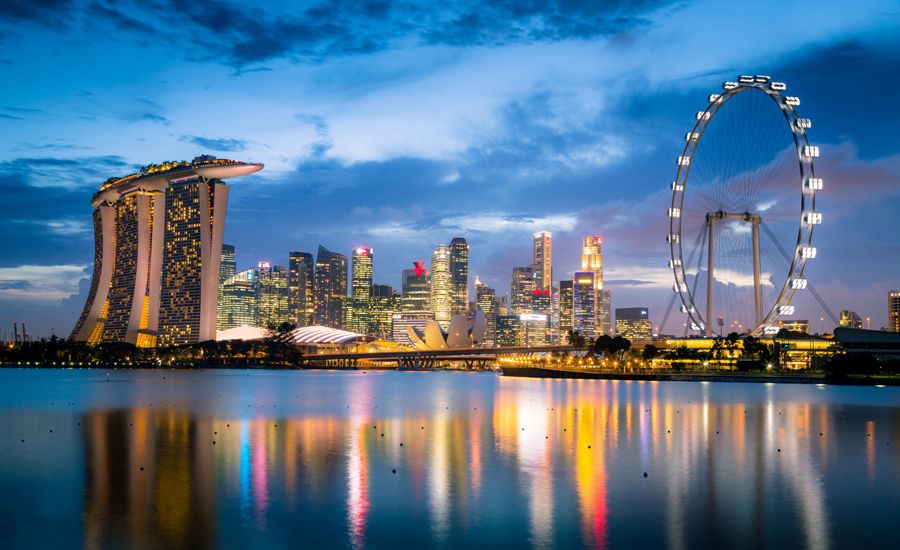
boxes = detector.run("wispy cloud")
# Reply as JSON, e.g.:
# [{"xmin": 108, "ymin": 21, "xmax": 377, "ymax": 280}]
[
  {"xmin": 180, "ymin": 135, "xmax": 248, "ymax": 152},
  {"xmin": 0, "ymin": 264, "xmax": 89, "ymax": 301}
]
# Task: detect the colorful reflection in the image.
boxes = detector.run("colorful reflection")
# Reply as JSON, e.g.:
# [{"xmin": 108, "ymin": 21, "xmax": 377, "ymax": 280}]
[{"xmin": 0, "ymin": 370, "xmax": 897, "ymax": 548}]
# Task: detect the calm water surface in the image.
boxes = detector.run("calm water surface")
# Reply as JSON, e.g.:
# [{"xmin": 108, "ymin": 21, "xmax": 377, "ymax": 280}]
[{"xmin": 0, "ymin": 369, "xmax": 898, "ymax": 548}]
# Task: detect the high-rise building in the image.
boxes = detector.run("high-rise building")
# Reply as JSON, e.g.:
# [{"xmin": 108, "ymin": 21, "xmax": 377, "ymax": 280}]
[
  {"xmin": 475, "ymin": 277, "xmax": 497, "ymax": 347},
  {"xmin": 890, "ymin": 291, "xmax": 900, "ymax": 332},
  {"xmin": 510, "ymin": 266, "xmax": 535, "ymax": 315},
  {"xmin": 220, "ymin": 244, "xmax": 236, "ymax": 281},
  {"xmin": 70, "ymin": 156, "xmax": 263, "ymax": 347},
  {"xmin": 217, "ymin": 268, "xmax": 257, "ymax": 330},
  {"xmin": 367, "ymin": 284, "xmax": 400, "ymax": 338},
  {"xmin": 256, "ymin": 262, "xmax": 290, "ymax": 329},
  {"xmin": 350, "ymin": 247, "xmax": 374, "ymax": 334},
  {"xmin": 572, "ymin": 271, "xmax": 596, "ymax": 340},
  {"xmin": 558, "ymin": 280, "xmax": 574, "ymax": 342},
  {"xmin": 531, "ymin": 288, "xmax": 551, "ymax": 313},
  {"xmin": 533, "ymin": 231, "xmax": 552, "ymax": 291},
  {"xmin": 391, "ymin": 313, "xmax": 431, "ymax": 346},
  {"xmin": 288, "ymin": 251, "xmax": 314, "ymax": 326},
  {"xmin": 496, "ymin": 315, "xmax": 522, "ymax": 347},
  {"xmin": 615, "ymin": 307, "xmax": 652, "ymax": 341},
  {"xmin": 431, "ymin": 245, "xmax": 452, "ymax": 330},
  {"xmin": 581, "ymin": 235, "xmax": 612, "ymax": 336},
  {"xmin": 314, "ymin": 245, "xmax": 348, "ymax": 329},
  {"xmin": 448, "ymin": 237, "xmax": 469, "ymax": 317},
  {"xmin": 520, "ymin": 313, "xmax": 549, "ymax": 346},
  {"xmin": 839, "ymin": 309, "xmax": 863, "ymax": 329},
  {"xmin": 401, "ymin": 261, "xmax": 431, "ymax": 313}
]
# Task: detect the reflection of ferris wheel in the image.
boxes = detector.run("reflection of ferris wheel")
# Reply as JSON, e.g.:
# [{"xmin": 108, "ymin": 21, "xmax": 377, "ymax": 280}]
[{"xmin": 668, "ymin": 75, "xmax": 821, "ymax": 337}]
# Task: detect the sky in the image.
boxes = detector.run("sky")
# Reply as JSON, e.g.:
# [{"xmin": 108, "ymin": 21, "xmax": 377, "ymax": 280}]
[{"xmin": 1, "ymin": 0, "xmax": 899, "ymax": 338}]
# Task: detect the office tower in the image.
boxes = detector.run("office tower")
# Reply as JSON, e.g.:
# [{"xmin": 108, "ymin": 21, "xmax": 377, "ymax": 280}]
[
  {"xmin": 449, "ymin": 237, "xmax": 469, "ymax": 316},
  {"xmin": 288, "ymin": 251, "xmax": 315, "ymax": 326},
  {"xmin": 475, "ymin": 277, "xmax": 497, "ymax": 346},
  {"xmin": 391, "ymin": 313, "xmax": 431, "ymax": 345},
  {"xmin": 572, "ymin": 272, "xmax": 596, "ymax": 340},
  {"xmin": 558, "ymin": 280, "xmax": 574, "ymax": 342},
  {"xmin": 533, "ymin": 231, "xmax": 552, "ymax": 291},
  {"xmin": 581, "ymin": 235, "xmax": 612, "ymax": 336},
  {"xmin": 367, "ymin": 284, "xmax": 400, "ymax": 338},
  {"xmin": 431, "ymin": 245, "xmax": 452, "ymax": 330},
  {"xmin": 220, "ymin": 244, "xmax": 236, "ymax": 281},
  {"xmin": 496, "ymin": 315, "xmax": 522, "ymax": 347},
  {"xmin": 497, "ymin": 295, "xmax": 509, "ymax": 317},
  {"xmin": 70, "ymin": 156, "xmax": 263, "ymax": 347},
  {"xmin": 890, "ymin": 291, "xmax": 900, "ymax": 332},
  {"xmin": 314, "ymin": 245, "xmax": 348, "ymax": 329},
  {"xmin": 838, "ymin": 309, "xmax": 863, "ymax": 329},
  {"xmin": 350, "ymin": 247, "xmax": 374, "ymax": 333},
  {"xmin": 531, "ymin": 288, "xmax": 551, "ymax": 313},
  {"xmin": 256, "ymin": 262, "xmax": 290, "ymax": 329},
  {"xmin": 520, "ymin": 313, "xmax": 549, "ymax": 346},
  {"xmin": 615, "ymin": 307, "xmax": 652, "ymax": 341},
  {"xmin": 549, "ymin": 284, "xmax": 560, "ymax": 344},
  {"xmin": 218, "ymin": 268, "xmax": 257, "ymax": 330},
  {"xmin": 510, "ymin": 266, "xmax": 535, "ymax": 315},
  {"xmin": 401, "ymin": 261, "xmax": 431, "ymax": 313}
]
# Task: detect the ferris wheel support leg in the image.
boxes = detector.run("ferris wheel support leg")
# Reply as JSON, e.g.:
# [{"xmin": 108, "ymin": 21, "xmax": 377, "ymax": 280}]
[
  {"xmin": 706, "ymin": 217, "xmax": 715, "ymax": 338},
  {"xmin": 752, "ymin": 218, "xmax": 762, "ymax": 329}
]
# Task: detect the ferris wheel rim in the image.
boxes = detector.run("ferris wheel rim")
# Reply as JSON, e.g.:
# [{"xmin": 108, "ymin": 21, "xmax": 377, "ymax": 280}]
[{"xmin": 667, "ymin": 75, "xmax": 819, "ymax": 337}]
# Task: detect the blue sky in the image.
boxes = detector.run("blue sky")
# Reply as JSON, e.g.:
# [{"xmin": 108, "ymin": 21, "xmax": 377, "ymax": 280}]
[{"xmin": 1, "ymin": 0, "xmax": 899, "ymax": 337}]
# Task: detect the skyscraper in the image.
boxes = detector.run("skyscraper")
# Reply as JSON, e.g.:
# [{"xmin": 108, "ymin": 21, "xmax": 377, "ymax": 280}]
[
  {"xmin": 220, "ymin": 244, "xmax": 236, "ymax": 281},
  {"xmin": 288, "ymin": 251, "xmax": 315, "ymax": 326},
  {"xmin": 401, "ymin": 261, "xmax": 431, "ymax": 313},
  {"xmin": 350, "ymin": 247, "xmax": 374, "ymax": 333},
  {"xmin": 475, "ymin": 276, "xmax": 497, "ymax": 347},
  {"xmin": 70, "ymin": 156, "xmax": 263, "ymax": 347},
  {"xmin": 615, "ymin": 307, "xmax": 652, "ymax": 341},
  {"xmin": 448, "ymin": 237, "xmax": 469, "ymax": 317},
  {"xmin": 533, "ymin": 231, "xmax": 552, "ymax": 291},
  {"xmin": 367, "ymin": 284, "xmax": 400, "ymax": 338},
  {"xmin": 890, "ymin": 291, "xmax": 900, "ymax": 332},
  {"xmin": 431, "ymin": 245, "xmax": 452, "ymax": 330},
  {"xmin": 581, "ymin": 235, "xmax": 611, "ymax": 336},
  {"xmin": 510, "ymin": 266, "xmax": 535, "ymax": 315},
  {"xmin": 572, "ymin": 271, "xmax": 596, "ymax": 340},
  {"xmin": 217, "ymin": 268, "xmax": 257, "ymax": 330},
  {"xmin": 256, "ymin": 262, "xmax": 290, "ymax": 329},
  {"xmin": 558, "ymin": 280, "xmax": 574, "ymax": 341},
  {"xmin": 314, "ymin": 245, "xmax": 348, "ymax": 329}
]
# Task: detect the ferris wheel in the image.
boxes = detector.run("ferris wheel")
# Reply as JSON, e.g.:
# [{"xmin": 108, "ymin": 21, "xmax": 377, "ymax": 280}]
[{"xmin": 667, "ymin": 75, "xmax": 821, "ymax": 337}]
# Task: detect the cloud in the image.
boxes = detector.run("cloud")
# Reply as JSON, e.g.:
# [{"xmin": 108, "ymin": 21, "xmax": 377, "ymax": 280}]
[
  {"xmin": 439, "ymin": 213, "xmax": 578, "ymax": 233},
  {"xmin": 0, "ymin": 0, "xmax": 72, "ymax": 24},
  {"xmin": 180, "ymin": 135, "xmax": 248, "ymax": 152},
  {"xmin": 123, "ymin": 112, "xmax": 171, "ymax": 125},
  {"xmin": 0, "ymin": 264, "xmax": 89, "ymax": 301}
]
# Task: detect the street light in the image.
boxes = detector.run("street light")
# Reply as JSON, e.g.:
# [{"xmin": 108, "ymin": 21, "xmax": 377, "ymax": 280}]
[{"xmin": 866, "ymin": 317, "xmax": 871, "ymax": 330}]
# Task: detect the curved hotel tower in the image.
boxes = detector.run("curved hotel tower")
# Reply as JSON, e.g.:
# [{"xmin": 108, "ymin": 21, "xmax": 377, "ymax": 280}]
[{"xmin": 70, "ymin": 156, "xmax": 263, "ymax": 347}]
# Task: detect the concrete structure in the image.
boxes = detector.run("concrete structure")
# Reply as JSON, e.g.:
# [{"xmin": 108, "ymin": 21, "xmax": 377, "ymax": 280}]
[
  {"xmin": 70, "ymin": 156, "xmax": 263, "ymax": 346},
  {"xmin": 615, "ymin": 307, "xmax": 652, "ymax": 341}
]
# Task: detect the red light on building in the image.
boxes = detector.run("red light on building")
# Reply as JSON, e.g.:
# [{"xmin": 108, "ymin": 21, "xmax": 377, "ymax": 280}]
[{"xmin": 413, "ymin": 260, "xmax": 426, "ymax": 277}]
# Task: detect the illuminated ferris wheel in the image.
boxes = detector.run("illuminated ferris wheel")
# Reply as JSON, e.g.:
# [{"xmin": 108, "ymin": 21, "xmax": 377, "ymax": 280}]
[{"xmin": 667, "ymin": 75, "xmax": 821, "ymax": 337}]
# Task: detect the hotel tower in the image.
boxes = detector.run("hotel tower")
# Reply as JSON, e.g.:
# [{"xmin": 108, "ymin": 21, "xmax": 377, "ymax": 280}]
[{"xmin": 70, "ymin": 156, "xmax": 263, "ymax": 347}]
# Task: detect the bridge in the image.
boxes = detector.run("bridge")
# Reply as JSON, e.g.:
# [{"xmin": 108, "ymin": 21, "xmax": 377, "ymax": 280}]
[{"xmin": 302, "ymin": 345, "xmax": 585, "ymax": 369}]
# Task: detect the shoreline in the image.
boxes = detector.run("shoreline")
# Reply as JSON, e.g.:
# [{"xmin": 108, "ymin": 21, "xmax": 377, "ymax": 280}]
[{"xmin": 500, "ymin": 366, "xmax": 900, "ymax": 386}]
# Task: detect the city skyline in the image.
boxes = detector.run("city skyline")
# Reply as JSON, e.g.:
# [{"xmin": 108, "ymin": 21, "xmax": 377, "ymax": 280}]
[{"xmin": 2, "ymin": 1, "xmax": 900, "ymax": 337}]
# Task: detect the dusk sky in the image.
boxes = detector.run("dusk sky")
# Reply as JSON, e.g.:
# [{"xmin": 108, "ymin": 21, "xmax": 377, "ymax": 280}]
[{"xmin": 1, "ymin": 0, "xmax": 899, "ymax": 338}]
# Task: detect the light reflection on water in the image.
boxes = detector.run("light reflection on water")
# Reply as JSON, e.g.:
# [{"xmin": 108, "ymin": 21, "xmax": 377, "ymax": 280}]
[{"xmin": 0, "ymin": 369, "xmax": 898, "ymax": 548}]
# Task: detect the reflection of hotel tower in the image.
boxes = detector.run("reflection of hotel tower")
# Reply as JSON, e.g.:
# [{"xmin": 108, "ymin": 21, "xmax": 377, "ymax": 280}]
[{"xmin": 70, "ymin": 156, "xmax": 263, "ymax": 346}]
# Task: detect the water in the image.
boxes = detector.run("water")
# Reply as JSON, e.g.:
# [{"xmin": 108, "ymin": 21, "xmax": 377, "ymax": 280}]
[{"xmin": 0, "ymin": 369, "xmax": 897, "ymax": 548}]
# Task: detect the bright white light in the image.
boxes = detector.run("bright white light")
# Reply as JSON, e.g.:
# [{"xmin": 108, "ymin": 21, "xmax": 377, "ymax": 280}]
[
  {"xmin": 806, "ymin": 177, "xmax": 823, "ymax": 190},
  {"xmin": 771, "ymin": 82, "xmax": 787, "ymax": 91},
  {"xmin": 669, "ymin": 259, "xmax": 682, "ymax": 268},
  {"xmin": 803, "ymin": 145, "xmax": 820, "ymax": 158},
  {"xmin": 696, "ymin": 111, "xmax": 710, "ymax": 121},
  {"xmin": 680, "ymin": 304, "xmax": 695, "ymax": 314},
  {"xmin": 797, "ymin": 118, "xmax": 812, "ymax": 129},
  {"xmin": 779, "ymin": 305, "xmax": 795, "ymax": 315},
  {"xmin": 764, "ymin": 325, "xmax": 779, "ymax": 335},
  {"xmin": 667, "ymin": 234, "xmax": 680, "ymax": 244},
  {"xmin": 755, "ymin": 75, "xmax": 771, "ymax": 83},
  {"xmin": 723, "ymin": 81, "xmax": 738, "ymax": 90},
  {"xmin": 739, "ymin": 75, "xmax": 754, "ymax": 83},
  {"xmin": 685, "ymin": 132, "xmax": 699, "ymax": 141},
  {"xmin": 785, "ymin": 96, "xmax": 801, "ymax": 106},
  {"xmin": 791, "ymin": 278, "xmax": 808, "ymax": 289},
  {"xmin": 678, "ymin": 155, "xmax": 691, "ymax": 166},
  {"xmin": 671, "ymin": 181, "xmax": 684, "ymax": 191},
  {"xmin": 668, "ymin": 208, "xmax": 681, "ymax": 218},
  {"xmin": 708, "ymin": 94, "xmax": 721, "ymax": 103},
  {"xmin": 805, "ymin": 212, "xmax": 822, "ymax": 225},
  {"xmin": 801, "ymin": 246, "xmax": 817, "ymax": 259},
  {"xmin": 674, "ymin": 282, "xmax": 688, "ymax": 292}
]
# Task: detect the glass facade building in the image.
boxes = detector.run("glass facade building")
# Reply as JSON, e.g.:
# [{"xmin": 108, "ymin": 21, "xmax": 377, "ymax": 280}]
[
  {"xmin": 615, "ymin": 307, "xmax": 652, "ymax": 341},
  {"xmin": 572, "ymin": 271, "xmax": 596, "ymax": 340},
  {"xmin": 474, "ymin": 277, "xmax": 497, "ymax": 347},
  {"xmin": 510, "ymin": 266, "xmax": 535, "ymax": 315},
  {"xmin": 533, "ymin": 231, "xmax": 552, "ymax": 291},
  {"xmin": 288, "ymin": 251, "xmax": 315, "ymax": 327},
  {"xmin": 448, "ymin": 237, "xmax": 469, "ymax": 317},
  {"xmin": 314, "ymin": 245, "xmax": 348, "ymax": 329}
]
